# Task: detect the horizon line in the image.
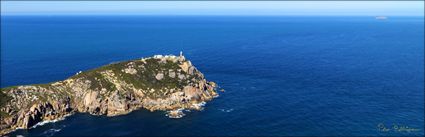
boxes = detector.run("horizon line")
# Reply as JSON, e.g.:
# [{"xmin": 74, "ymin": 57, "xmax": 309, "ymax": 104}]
[
  {"xmin": 1, "ymin": 1, "xmax": 423, "ymax": 17},
  {"xmin": 1, "ymin": 14, "xmax": 424, "ymax": 17}
]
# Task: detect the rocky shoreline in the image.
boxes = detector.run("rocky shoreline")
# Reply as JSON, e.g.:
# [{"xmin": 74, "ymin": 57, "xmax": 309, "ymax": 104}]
[{"xmin": 0, "ymin": 53, "xmax": 220, "ymax": 135}]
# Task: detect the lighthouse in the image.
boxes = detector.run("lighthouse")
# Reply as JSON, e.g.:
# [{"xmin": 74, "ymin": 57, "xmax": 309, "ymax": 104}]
[{"xmin": 178, "ymin": 51, "xmax": 185, "ymax": 62}]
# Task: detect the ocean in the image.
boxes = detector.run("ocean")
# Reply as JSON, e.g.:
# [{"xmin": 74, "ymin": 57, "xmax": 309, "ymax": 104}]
[{"xmin": 1, "ymin": 16, "xmax": 424, "ymax": 136}]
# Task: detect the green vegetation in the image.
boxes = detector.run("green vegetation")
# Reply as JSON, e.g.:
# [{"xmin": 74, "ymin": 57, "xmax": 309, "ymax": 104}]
[
  {"xmin": 32, "ymin": 83, "xmax": 52, "ymax": 88},
  {"xmin": 72, "ymin": 58, "xmax": 189, "ymax": 88},
  {"xmin": 1, "ymin": 57, "xmax": 201, "ymax": 103},
  {"xmin": 0, "ymin": 90, "xmax": 11, "ymax": 108},
  {"xmin": 0, "ymin": 55, "xmax": 213, "ymax": 129},
  {"xmin": 1, "ymin": 82, "xmax": 52, "ymax": 92},
  {"xmin": 0, "ymin": 90, "xmax": 12, "ymax": 118},
  {"xmin": 0, "ymin": 86, "xmax": 19, "ymax": 91},
  {"xmin": 0, "ymin": 55, "xmax": 212, "ymax": 132},
  {"xmin": 69, "ymin": 61, "xmax": 125, "ymax": 91},
  {"xmin": 130, "ymin": 58, "xmax": 187, "ymax": 89},
  {"xmin": 68, "ymin": 57, "xmax": 200, "ymax": 98}
]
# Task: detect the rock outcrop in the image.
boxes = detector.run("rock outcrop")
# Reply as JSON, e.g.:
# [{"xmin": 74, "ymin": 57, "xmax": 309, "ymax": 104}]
[{"xmin": 0, "ymin": 54, "xmax": 219, "ymax": 135}]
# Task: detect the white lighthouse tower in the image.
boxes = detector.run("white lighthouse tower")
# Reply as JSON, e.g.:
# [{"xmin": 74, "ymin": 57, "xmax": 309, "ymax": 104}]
[{"xmin": 179, "ymin": 51, "xmax": 185, "ymax": 61}]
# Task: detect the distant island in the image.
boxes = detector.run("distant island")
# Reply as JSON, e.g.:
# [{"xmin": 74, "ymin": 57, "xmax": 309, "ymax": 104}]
[
  {"xmin": 375, "ymin": 16, "xmax": 388, "ymax": 20},
  {"xmin": 0, "ymin": 53, "xmax": 220, "ymax": 135}
]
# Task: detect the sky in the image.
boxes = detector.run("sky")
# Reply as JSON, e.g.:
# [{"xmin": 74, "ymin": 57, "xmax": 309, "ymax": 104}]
[{"xmin": 1, "ymin": 1, "xmax": 424, "ymax": 16}]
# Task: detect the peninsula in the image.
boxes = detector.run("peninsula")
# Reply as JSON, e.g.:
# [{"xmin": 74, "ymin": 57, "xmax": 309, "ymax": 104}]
[{"xmin": 0, "ymin": 53, "xmax": 219, "ymax": 135}]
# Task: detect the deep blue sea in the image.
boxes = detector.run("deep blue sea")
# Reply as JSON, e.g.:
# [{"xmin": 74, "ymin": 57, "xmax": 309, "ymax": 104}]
[{"xmin": 1, "ymin": 16, "xmax": 424, "ymax": 136}]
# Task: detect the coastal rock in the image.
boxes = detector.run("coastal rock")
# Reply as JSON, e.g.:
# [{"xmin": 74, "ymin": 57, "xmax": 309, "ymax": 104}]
[
  {"xmin": 178, "ymin": 74, "xmax": 186, "ymax": 80},
  {"xmin": 183, "ymin": 86, "xmax": 202, "ymax": 101},
  {"xmin": 169, "ymin": 71, "xmax": 176, "ymax": 78},
  {"xmin": 188, "ymin": 66, "xmax": 195, "ymax": 75},
  {"xmin": 0, "ymin": 54, "xmax": 219, "ymax": 135},
  {"xmin": 123, "ymin": 68, "xmax": 137, "ymax": 75},
  {"xmin": 166, "ymin": 109, "xmax": 185, "ymax": 118},
  {"xmin": 107, "ymin": 92, "xmax": 129, "ymax": 116},
  {"xmin": 179, "ymin": 61, "xmax": 192, "ymax": 73},
  {"xmin": 155, "ymin": 73, "xmax": 164, "ymax": 80}
]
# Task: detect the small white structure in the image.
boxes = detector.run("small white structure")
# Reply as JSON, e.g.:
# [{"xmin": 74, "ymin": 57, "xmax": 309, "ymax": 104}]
[
  {"xmin": 178, "ymin": 51, "xmax": 186, "ymax": 62},
  {"xmin": 76, "ymin": 71, "xmax": 82, "ymax": 75},
  {"xmin": 375, "ymin": 16, "xmax": 388, "ymax": 20}
]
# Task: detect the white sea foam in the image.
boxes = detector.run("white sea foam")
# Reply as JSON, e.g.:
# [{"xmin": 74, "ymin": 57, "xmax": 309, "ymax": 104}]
[
  {"xmin": 9, "ymin": 116, "xmax": 69, "ymax": 137},
  {"xmin": 166, "ymin": 108, "xmax": 186, "ymax": 119},
  {"xmin": 190, "ymin": 101, "xmax": 207, "ymax": 111},
  {"xmin": 214, "ymin": 93, "xmax": 220, "ymax": 98},
  {"xmin": 30, "ymin": 113, "xmax": 72, "ymax": 129},
  {"xmin": 42, "ymin": 128, "xmax": 62, "ymax": 137},
  {"xmin": 219, "ymin": 108, "xmax": 234, "ymax": 113}
]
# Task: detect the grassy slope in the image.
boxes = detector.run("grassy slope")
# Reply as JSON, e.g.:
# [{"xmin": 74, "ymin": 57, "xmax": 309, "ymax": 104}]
[{"xmin": 0, "ymin": 57, "xmax": 199, "ymax": 115}]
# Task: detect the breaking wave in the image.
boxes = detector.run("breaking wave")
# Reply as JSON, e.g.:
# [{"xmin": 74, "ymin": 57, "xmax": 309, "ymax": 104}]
[
  {"xmin": 219, "ymin": 108, "xmax": 234, "ymax": 113},
  {"xmin": 42, "ymin": 128, "xmax": 63, "ymax": 137},
  {"xmin": 191, "ymin": 101, "xmax": 206, "ymax": 110},
  {"xmin": 166, "ymin": 108, "xmax": 186, "ymax": 119},
  {"xmin": 31, "ymin": 113, "xmax": 72, "ymax": 129}
]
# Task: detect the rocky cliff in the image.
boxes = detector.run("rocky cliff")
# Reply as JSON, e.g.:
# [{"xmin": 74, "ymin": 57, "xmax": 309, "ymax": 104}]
[{"xmin": 0, "ymin": 54, "xmax": 219, "ymax": 135}]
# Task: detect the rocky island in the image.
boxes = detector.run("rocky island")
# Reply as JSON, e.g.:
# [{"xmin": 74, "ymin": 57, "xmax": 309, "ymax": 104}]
[{"xmin": 0, "ymin": 53, "xmax": 219, "ymax": 135}]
